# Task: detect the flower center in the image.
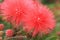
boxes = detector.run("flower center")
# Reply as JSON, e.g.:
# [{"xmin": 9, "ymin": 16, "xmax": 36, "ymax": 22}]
[
  {"xmin": 16, "ymin": 9, "xmax": 20, "ymax": 14},
  {"xmin": 37, "ymin": 17, "xmax": 40, "ymax": 21}
]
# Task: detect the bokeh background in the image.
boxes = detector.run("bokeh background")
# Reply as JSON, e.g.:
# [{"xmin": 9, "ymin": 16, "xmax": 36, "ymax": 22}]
[{"xmin": 0, "ymin": 0, "xmax": 60, "ymax": 40}]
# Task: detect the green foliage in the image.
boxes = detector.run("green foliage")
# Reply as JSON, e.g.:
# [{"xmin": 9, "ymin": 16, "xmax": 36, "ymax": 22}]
[
  {"xmin": 42, "ymin": 0, "xmax": 56, "ymax": 4},
  {"xmin": 0, "ymin": 0, "xmax": 3, "ymax": 3}
]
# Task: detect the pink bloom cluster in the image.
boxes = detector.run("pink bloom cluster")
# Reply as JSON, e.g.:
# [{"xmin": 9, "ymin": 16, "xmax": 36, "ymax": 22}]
[
  {"xmin": 6, "ymin": 29, "xmax": 14, "ymax": 37},
  {"xmin": 1, "ymin": 0, "xmax": 56, "ymax": 37},
  {"xmin": 0, "ymin": 24, "xmax": 4, "ymax": 31}
]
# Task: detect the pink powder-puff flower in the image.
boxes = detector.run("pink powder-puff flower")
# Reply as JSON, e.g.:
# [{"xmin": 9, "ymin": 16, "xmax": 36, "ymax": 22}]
[
  {"xmin": 23, "ymin": 4, "xmax": 56, "ymax": 37},
  {"xmin": 1, "ymin": 0, "xmax": 24, "ymax": 28},
  {"xmin": 1, "ymin": 0, "xmax": 37, "ymax": 28}
]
